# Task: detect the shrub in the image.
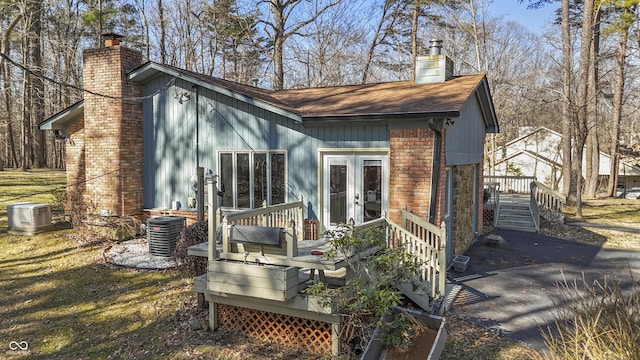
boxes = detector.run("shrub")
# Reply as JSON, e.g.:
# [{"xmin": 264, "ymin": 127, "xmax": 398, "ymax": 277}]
[
  {"xmin": 174, "ymin": 221, "xmax": 208, "ymax": 277},
  {"xmin": 543, "ymin": 272, "xmax": 640, "ymax": 360},
  {"xmin": 304, "ymin": 223, "xmax": 425, "ymax": 355}
]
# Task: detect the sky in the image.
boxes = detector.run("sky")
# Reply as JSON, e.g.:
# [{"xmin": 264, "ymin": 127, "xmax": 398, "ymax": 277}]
[{"xmin": 488, "ymin": 0, "xmax": 558, "ymax": 33}]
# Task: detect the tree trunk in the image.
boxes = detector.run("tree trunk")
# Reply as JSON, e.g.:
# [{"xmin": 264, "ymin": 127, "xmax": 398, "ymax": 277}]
[
  {"xmin": 411, "ymin": 6, "xmax": 419, "ymax": 80},
  {"xmin": 271, "ymin": 0, "xmax": 286, "ymax": 90},
  {"xmin": 574, "ymin": 0, "xmax": 596, "ymax": 218},
  {"xmin": 560, "ymin": 0, "xmax": 573, "ymax": 200},
  {"xmin": 30, "ymin": 0, "xmax": 46, "ymax": 168},
  {"xmin": 158, "ymin": 0, "xmax": 167, "ymax": 64},
  {"xmin": 608, "ymin": 22, "xmax": 629, "ymax": 197},
  {"xmin": 584, "ymin": 9, "xmax": 601, "ymax": 198}
]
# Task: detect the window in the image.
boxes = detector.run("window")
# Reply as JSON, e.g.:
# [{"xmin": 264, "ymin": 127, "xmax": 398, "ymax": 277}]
[{"xmin": 218, "ymin": 151, "xmax": 287, "ymax": 209}]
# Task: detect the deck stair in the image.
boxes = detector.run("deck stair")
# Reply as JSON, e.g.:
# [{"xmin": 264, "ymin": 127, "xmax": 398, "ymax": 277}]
[{"xmin": 495, "ymin": 201, "xmax": 537, "ymax": 232}]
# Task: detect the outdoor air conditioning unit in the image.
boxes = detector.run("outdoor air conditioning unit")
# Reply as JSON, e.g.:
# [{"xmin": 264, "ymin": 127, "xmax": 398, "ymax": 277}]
[
  {"xmin": 147, "ymin": 216, "xmax": 185, "ymax": 257},
  {"xmin": 7, "ymin": 202, "xmax": 53, "ymax": 235}
]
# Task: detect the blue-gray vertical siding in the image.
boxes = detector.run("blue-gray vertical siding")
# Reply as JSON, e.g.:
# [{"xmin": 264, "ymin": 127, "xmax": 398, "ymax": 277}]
[
  {"xmin": 142, "ymin": 73, "xmax": 389, "ymax": 218},
  {"xmin": 445, "ymin": 95, "xmax": 486, "ymax": 166}
]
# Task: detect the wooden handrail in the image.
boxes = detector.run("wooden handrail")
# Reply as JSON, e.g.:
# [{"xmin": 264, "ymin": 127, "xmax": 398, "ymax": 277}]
[
  {"xmin": 485, "ymin": 175, "xmax": 536, "ymax": 194},
  {"xmin": 391, "ymin": 208, "xmax": 447, "ymax": 300},
  {"xmin": 531, "ymin": 180, "xmax": 565, "ymax": 224}
]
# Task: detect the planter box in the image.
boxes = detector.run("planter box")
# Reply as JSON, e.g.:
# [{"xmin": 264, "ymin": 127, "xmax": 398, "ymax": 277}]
[
  {"xmin": 361, "ymin": 308, "xmax": 447, "ymax": 360},
  {"xmin": 208, "ymin": 259, "xmax": 298, "ymax": 302},
  {"xmin": 452, "ymin": 255, "xmax": 470, "ymax": 272}
]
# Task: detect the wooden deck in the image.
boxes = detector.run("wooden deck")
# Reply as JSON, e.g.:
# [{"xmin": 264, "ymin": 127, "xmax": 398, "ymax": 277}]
[{"xmin": 188, "ymin": 178, "xmax": 449, "ymax": 355}]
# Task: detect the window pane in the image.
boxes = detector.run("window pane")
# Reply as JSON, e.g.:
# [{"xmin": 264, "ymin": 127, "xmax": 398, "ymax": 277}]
[
  {"xmin": 271, "ymin": 153, "xmax": 286, "ymax": 204},
  {"xmin": 329, "ymin": 160, "xmax": 347, "ymax": 225},
  {"xmin": 254, "ymin": 153, "xmax": 267, "ymax": 207},
  {"xmin": 220, "ymin": 153, "xmax": 233, "ymax": 207},
  {"xmin": 237, "ymin": 153, "xmax": 250, "ymax": 208},
  {"xmin": 363, "ymin": 159, "xmax": 382, "ymax": 221}
]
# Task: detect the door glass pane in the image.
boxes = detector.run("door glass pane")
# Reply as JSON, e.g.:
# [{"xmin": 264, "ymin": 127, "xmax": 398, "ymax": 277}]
[
  {"xmin": 363, "ymin": 159, "xmax": 382, "ymax": 222},
  {"xmin": 329, "ymin": 160, "xmax": 347, "ymax": 226},
  {"xmin": 254, "ymin": 153, "xmax": 267, "ymax": 207},
  {"xmin": 237, "ymin": 153, "xmax": 250, "ymax": 208},
  {"xmin": 220, "ymin": 153, "xmax": 233, "ymax": 207},
  {"xmin": 271, "ymin": 153, "xmax": 286, "ymax": 204}
]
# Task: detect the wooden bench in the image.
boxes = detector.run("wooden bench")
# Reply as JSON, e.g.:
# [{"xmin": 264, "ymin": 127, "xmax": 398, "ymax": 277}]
[{"xmin": 221, "ymin": 224, "xmax": 298, "ymax": 261}]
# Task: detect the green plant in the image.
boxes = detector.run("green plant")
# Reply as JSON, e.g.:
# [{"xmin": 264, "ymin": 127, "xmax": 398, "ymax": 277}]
[
  {"xmin": 506, "ymin": 163, "xmax": 523, "ymax": 177},
  {"xmin": 542, "ymin": 272, "xmax": 640, "ymax": 360},
  {"xmin": 305, "ymin": 223, "xmax": 426, "ymax": 355}
]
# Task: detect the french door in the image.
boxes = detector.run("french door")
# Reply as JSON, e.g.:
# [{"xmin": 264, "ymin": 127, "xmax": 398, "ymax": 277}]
[{"xmin": 322, "ymin": 153, "xmax": 387, "ymax": 230}]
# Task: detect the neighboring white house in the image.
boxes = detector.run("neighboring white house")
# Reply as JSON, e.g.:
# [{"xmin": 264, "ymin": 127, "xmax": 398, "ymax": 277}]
[{"xmin": 487, "ymin": 126, "xmax": 640, "ymax": 192}]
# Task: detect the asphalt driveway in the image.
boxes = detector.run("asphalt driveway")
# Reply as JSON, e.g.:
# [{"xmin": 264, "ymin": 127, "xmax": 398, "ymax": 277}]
[{"xmin": 450, "ymin": 228, "xmax": 640, "ymax": 353}]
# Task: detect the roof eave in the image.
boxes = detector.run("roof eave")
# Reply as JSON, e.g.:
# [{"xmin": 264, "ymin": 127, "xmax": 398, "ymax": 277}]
[
  {"xmin": 475, "ymin": 76, "xmax": 499, "ymax": 133},
  {"xmin": 301, "ymin": 110, "xmax": 460, "ymax": 125},
  {"xmin": 127, "ymin": 63, "xmax": 303, "ymax": 122},
  {"xmin": 39, "ymin": 101, "xmax": 84, "ymax": 130}
]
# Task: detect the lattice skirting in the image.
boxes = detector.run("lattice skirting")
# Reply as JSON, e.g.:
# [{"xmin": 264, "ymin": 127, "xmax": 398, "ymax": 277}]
[
  {"xmin": 217, "ymin": 304, "xmax": 332, "ymax": 355},
  {"xmin": 483, "ymin": 209, "xmax": 494, "ymax": 225}
]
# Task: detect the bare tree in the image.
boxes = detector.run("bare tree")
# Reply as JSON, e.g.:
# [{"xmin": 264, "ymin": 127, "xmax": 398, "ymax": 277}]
[
  {"xmin": 0, "ymin": 8, "xmax": 22, "ymax": 170},
  {"xmin": 256, "ymin": 0, "xmax": 340, "ymax": 90},
  {"xmin": 606, "ymin": 3, "xmax": 634, "ymax": 197},
  {"xmin": 361, "ymin": 0, "xmax": 408, "ymax": 83},
  {"xmin": 560, "ymin": 0, "xmax": 573, "ymax": 199},
  {"xmin": 574, "ymin": 0, "xmax": 597, "ymax": 217},
  {"xmin": 287, "ymin": 1, "xmax": 366, "ymax": 87},
  {"xmin": 584, "ymin": 7, "xmax": 601, "ymax": 199}
]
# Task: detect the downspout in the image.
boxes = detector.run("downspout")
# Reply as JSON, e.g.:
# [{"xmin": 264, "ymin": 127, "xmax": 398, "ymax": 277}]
[
  {"xmin": 429, "ymin": 128, "xmax": 443, "ymax": 224},
  {"xmin": 193, "ymin": 85, "xmax": 200, "ymax": 169},
  {"xmin": 194, "ymin": 85, "xmax": 204, "ymax": 222}
]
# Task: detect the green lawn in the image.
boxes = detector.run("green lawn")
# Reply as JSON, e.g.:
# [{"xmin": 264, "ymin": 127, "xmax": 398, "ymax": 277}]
[
  {"xmin": 0, "ymin": 169, "xmax": 66, "ymax": 229},
  {"xmin": 562, "ymin": 198, "xmax": 640, "ymax": 249},
  {"xmin": 0, "ymin": 169, "xmax": 315, "ymax": 359}
]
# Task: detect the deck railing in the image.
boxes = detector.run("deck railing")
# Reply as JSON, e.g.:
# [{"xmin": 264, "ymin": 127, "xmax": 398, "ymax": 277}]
[
  {"xmin": 219, "ymin": 198, "xmax": 305, "ymax": 237},
  {"xmin": 205, "ymin": 177, "xmax": 446, "ymax": 304},
  {"xmin": 394, "ymin": 208, "xmax": 447, "ymax": 299},
  {"xmin": 529, "ymin": 183, "xmax": 541, "ymax": 232},
  {"xmin": 531, "ymin": 180, "xmax": 565, "ymax": 223},
  {"xmin": 485, "ymin": 175, "xmax": 536, "ymax": 194}
]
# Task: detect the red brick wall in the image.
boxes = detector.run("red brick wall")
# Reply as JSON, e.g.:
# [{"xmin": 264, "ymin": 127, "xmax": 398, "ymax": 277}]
[
  {"xmin": 65, "ymin": 118, "xmax": 85, "ymax": 211},
  {"xmin": 77, "ymin": 45, "xmax": 143, "ymax": 216},
  {"xmin": 389, "ymin": 128, "xmax": 445, "ymax": 225}
]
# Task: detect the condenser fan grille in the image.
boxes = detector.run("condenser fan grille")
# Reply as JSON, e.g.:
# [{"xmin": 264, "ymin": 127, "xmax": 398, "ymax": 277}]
[{"xmin": 147, "ymin": 216, "xmax": 185, "ymax": 257}]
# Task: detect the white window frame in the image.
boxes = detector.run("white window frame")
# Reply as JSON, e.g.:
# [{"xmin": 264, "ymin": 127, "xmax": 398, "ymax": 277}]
[{"xmin": 217, "ymin": 150, "xmax": 287, "ymax": 210}]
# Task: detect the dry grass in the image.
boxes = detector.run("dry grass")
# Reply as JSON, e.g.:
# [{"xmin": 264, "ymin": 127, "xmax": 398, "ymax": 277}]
[
  {"xmin": 542, "ymin": 275, "xmax": 640, "ymax": 360},
  {"xmin": 3, "ymin": 169, "xmax": 639, "ymax": 359},
  {"xmin": 559, "ymin": 199, "xmax": 640, "ymax": 249},
  {"xmin": 0, "ymin": 170, "xmax": 318, "ymax": 359},
  {"xmin": 441, "ymin": 317, "xmax": 542, "ymax": 360}
]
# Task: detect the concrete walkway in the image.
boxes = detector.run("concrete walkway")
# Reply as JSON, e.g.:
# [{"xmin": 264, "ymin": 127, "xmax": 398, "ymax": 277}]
[{"xmin": 449, "ymin": 229, "xmax": 640, "ymax": 354}]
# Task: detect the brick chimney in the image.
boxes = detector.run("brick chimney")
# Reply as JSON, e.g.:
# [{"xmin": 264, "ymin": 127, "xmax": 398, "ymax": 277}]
[
  {"xmin": 415, "ymin": 40, "xmax": 454, "ymax": 84},
  {"xmin": 80, "ymin": 34, "xmax": 143, "ymax": 217}
]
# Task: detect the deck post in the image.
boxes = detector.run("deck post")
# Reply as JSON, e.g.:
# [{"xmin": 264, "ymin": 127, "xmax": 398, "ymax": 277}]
[
  {"xmin": 438, "ymin": 221, "xmax": 447, "ymax": 297},
  {"xmin": 207, "ymin": 175, "xmax": 218, "ymax": 261},
  {"xmin": 209, "ymin": 301, "xmax": 218, "ymax": 330},
  {"xmin": 262, "ymin": 200, "xmax": 268, "ymax": 226},
  {"xmin": 331, "ymin": 318, "xmax": 341, "ymax": 355},
  {"xmin": 298, "ymin": 195, "xmax": 304, "ymax": 239}
]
